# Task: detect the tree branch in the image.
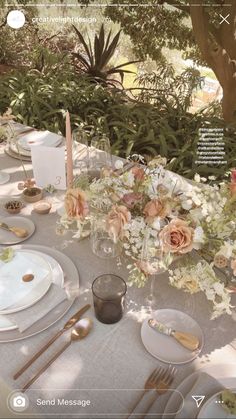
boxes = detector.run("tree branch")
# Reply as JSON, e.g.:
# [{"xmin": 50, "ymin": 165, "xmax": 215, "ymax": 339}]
[{"xmin": 160, "ymin": 0, "xmax": 190, "ymax": 14}]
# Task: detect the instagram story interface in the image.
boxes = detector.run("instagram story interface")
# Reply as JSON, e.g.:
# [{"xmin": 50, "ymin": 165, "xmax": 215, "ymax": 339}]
[{"xmin": 0, "ymin": 1, "xmax": 236, "ymax": 418}]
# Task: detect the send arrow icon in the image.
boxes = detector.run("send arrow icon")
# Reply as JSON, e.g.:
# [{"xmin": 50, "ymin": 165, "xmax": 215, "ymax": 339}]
[{"xmin": 192, "ymin": 395, "xmax": 205, "ymax": 408}]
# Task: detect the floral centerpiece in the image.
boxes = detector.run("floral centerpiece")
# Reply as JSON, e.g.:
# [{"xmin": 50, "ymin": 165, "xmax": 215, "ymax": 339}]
[{"xmin": 58, "ymin": 159, "xmax": 236, "ymax": 319}]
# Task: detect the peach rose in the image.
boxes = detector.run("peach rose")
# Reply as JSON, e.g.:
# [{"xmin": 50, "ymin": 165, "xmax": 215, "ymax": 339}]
[
  {"xmin": 159, "ymin": 219, "xmax": 194, "ymax": 254},
  {"xmin": 64, "ymin": 188, "xmax": 89, "ymax": 219},
  {"xmin": 231, "ymin": 259, "xmax": 236, "ymax": 276},
  {"xmin": 144, "ymin": 198, "xmax": 171, "ymax": 221},
  {"xmin": 18, "ymin": 178, "xmax": 35, "ymax": 190},
  {"xmin": 106, "ymin": 205, "xmax": 131, "ymax": 241},
  {"xmin": 122, "ymin": 192, "xmax": 142, "ymax": 209},
  {"xmin": 132, "ymin": 166, "xmax": 145, "ymax": 181}
]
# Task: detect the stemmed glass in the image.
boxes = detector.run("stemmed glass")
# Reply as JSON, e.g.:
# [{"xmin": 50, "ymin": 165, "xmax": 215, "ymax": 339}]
[
  {"xmin": 89, "ymin": 135, "xmax": 112, "ymax": 179},
  {"xmin": 72, "ymin": 127, "xmax": 89, "ymax": 175},
  {"xmin": 90, "ymin": 213, "xmax": 122, "ymax": 259},
  {"xmin": 141, "ymin": 227, "xmax": 168, "ymax": 309}
]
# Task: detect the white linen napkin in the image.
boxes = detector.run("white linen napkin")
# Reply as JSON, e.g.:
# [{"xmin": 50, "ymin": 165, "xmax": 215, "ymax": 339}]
[
  {"xmin": 5, "ymin": 284, "xmax": 68, "ymax": 332},
  {"xmin": 174, "ymin": 372, "xmax": 224, "ymax": 419},
  {"xmin": 0, "ymin": 253, "xmax": 50, "ymax": 311}
]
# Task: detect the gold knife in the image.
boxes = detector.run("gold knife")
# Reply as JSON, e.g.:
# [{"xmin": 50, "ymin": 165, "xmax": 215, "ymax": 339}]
[
  {"xmin": 148, "ymin": 318, "xmax": 199, "ymax": 351},
  {"xmin": 13, "ymin": 303, "xmax": 91, "ymax": 380}
]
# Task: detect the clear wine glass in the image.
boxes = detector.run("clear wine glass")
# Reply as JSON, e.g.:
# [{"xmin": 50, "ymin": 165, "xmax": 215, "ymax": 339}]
[
  {"xmin": 141, "ymin": 227, "xmax": 168, "ymax": 309},
  {"xmin": 72, "ymin": 127, "xmax": 89, "ymax": 175},
  {"xmin": 90, "ymin": 213, "xmax": 122, "ymax": 259},
  {"xmin": 89, "ymin": 135, "xmax": 112, "ymax": 179}
]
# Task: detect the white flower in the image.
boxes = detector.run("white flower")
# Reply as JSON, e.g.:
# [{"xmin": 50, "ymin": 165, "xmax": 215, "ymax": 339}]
[
  {"xmin": 181, "ymin": 199, "xmax": 193, "ymax": 210},
  {"xmin": 114, "ymin": 160, "xmax": 124, "ymax": 170},
  {"xmin": 217, "ymin": 242, "xmax": 233, "ymax": 259},
  {"xmin": 151, "ymin": 217, "xmax": 162, "ymax": 231},
  {"xmin": 193, "ymin": 226, "xmax": 205, "ymax": 249},
  {"xmin": 194, "ymin": 173, "xmax": 201, "ymax": 183}
]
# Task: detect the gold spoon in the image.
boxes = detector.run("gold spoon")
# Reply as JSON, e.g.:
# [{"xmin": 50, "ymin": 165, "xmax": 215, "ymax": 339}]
[
  {"xmin": 0, "ymin": 222, "xmax": 28, "ymax": 238},
  {"xmin": 22, "ymin": 318, "xmax": 93, "ymax": 392}
]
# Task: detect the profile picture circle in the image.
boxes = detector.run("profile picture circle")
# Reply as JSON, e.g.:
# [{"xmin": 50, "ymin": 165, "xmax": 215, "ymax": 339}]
[{"xmin": 7, "ymin": 10, "xmax": 25, "ymax": 29}]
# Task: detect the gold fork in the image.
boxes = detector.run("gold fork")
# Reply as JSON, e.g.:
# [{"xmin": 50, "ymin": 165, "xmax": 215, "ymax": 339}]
[
  {"xmin": 126, "ymin": 365, "xmax": 177, "ymax": 419},
  {"xmin": 140, "ymin": 365, "xmax": 177, "ymax": 419}
]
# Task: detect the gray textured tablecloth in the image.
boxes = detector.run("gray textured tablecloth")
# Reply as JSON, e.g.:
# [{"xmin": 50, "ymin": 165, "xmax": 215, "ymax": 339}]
[{"xmin": 0, "ymin": 137, "xmax": 236, "ymax": 419}]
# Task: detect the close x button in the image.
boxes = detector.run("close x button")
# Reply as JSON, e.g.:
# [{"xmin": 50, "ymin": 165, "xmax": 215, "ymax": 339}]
[{"xmin": 219, "ymin": 13, "xmax": 230, "ymax": 24}]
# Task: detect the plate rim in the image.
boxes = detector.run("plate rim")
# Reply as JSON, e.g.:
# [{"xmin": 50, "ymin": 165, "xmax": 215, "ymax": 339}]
[
  {"xmin": 198, "ymin": 389, "xmax": 236, "ymax": 419},
  {"xmin": 18, "ymin": 131, "xmax": 63, "ymax": 150},
  {"xmin": 163, "ymin": 364, "xmax": 236, "ymax": 418},
  {"xmin": 0, "ymin": 249, "xmax": 52, "ymax": 315},
  {"xmin": 0, "ymin": 249, "xmax": 65, "ymax": 331},
  {"xmin": 0, "ymin": 215, "xmax": 35, "ymax": 245},
  {"xmin": 141, "ymin": 308, "xmax": 204, "ymax": 365},
  {"xmin": 0, "ymin": 244, "xmax": 79, "ymax": 343}
]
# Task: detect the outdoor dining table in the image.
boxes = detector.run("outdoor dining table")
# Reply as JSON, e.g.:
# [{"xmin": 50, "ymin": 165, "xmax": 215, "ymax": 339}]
[{"xmin": 0, "ymin": 134, "xmax": 236, "ymax": 419}]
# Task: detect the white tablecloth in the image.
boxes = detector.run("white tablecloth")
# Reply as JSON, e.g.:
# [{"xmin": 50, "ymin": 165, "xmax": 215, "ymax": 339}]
[{"xmin": 0, "ymin": 134, "xmax": 236, "ymax": 419}]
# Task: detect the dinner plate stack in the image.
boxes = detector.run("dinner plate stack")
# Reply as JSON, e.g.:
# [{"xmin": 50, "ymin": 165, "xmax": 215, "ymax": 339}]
[
  {"xmin": 5, "ymin": 129, "xmax": 63, "ymax": 161},
  {"xmin": 0, "ymin": 245, "xmax": 79, "ymax": 343}
]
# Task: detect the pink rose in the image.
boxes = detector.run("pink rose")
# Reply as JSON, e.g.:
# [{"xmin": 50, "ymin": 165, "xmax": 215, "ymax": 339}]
[
  {"xmin": 64, "ymin": 188, "xmax": 89, "ymax": 219},
  {"xmin": 106, "ymin": 205, "xmax": 131, "ymax": 241},
  {"xmin": 231, "ymin": 169, "xmax": 236, "ymax": 183},
  {"xmin": 230, "ymin": 169, "xmax": 236, "ymax": 196},
  {"xmin": 231, "ymin": 259, "xmax": 236, "ymax": 276},
  {"xmin": 122, "ymin": 192, "xmax": 142, "ymax": 209},
  {"xmin": 159, "ymin": 218, "xmax": 194, "ymax": 254},
  {"xmin": 132, "ymin": 166, "xmax": 145, "ymax": 181},
  {"xmin": 144, "ymin": 198, "xmax": 171, "ymax": 221}
]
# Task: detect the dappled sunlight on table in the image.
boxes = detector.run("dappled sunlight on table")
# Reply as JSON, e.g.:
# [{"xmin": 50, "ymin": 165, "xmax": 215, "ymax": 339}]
[{"xmin": 40, "ymin": 357, "xmax": 83, "ymax": 396}]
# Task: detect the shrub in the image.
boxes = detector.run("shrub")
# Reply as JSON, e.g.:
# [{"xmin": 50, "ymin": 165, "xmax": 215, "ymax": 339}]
[{"xmin": 0, "ymin": 68, "xmax": 235, "ymax": 182}]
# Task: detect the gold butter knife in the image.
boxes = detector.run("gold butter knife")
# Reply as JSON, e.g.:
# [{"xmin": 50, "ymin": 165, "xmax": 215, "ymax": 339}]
[
  {"xmin": 0, "ymin": 222, "xmax": 28, "ymax": 238},
  {"xmin": 13, "ymin": 303, "xmax": 91, "ymax": 380},
  {"xmin": 148, "ymin": 318, "xmax": 200, "ymax": 351}
]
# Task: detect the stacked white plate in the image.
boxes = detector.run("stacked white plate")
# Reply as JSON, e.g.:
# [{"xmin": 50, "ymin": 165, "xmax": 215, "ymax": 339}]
[
  {"xmin": 0, "ymin": 245, "xmax": 79, "ymax": 342},
  {"xmin": 9, "ymin": 130, "xmax": 63, "ymax": 159},
  {"xmin": 0, "ymin": 249, "xmax": 64, "ymax": 332}
]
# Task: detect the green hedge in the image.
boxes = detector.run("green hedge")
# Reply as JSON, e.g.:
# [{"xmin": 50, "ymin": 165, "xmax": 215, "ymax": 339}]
[{"xmin": 0, "ymin": 69, "xmax": 235, "ymax": 182}]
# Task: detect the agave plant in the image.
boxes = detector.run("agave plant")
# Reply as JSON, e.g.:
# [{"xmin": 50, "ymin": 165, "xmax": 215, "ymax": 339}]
[{"xmin": 72, "ymin": 24, "xmax": 139, "ymax": 85}]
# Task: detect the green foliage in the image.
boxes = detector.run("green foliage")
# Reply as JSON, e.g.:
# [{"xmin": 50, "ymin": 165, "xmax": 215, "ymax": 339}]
[
  {"xmin": 104, "ymin": 0, "xmax": 196, "ymax": 62},
  {"xmin": 72, "ymin": 24, "xmax": 138, "ymax": 84},
  {"xmin": 0, "ymin": 67, "xmax": 235, "ymax": 183},
  {"xmin": 136, "ymin": 66, "xmax": 203, "ymax": 112},
  {"xmin": 104, "ymin": 0, "xmax": 228, "ymax": 66},
  {"xmin": 0, "ymin": 4, "xmax": 38, "ymax": 66}
]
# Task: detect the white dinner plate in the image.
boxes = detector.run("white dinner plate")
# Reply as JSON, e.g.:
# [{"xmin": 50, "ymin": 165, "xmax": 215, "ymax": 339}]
[
  {"xmin": 0, "ymin": 216, "xmax": 35, "ymax": 245},
  {"xmin": 10, "ymin": 140, "xmax": 31, "ymax": 157},
  {"xmin": 0, "ymin": 172, "xmax": 10, "ymax": 185},
  {"xmin": 0, "ymin": 316, "xmax": 16, "ymax": 332},
  {"xmin": 0, "ymin": 250, "xmax": 52, "ymax": 315},
  {"xmin": 0, "ymin": 244, "xmax": 79, "ymax": 342},
  {"xmin": 164, "ymin": 364, "xmax": 236, "ymax": 418},
  {"xmin": 0, "ymin": 249, "xmax": 64, "ymax": 331},
  {"xmin": 18, "ymin": 130, "xmax": 62, "ymax": 150},
  {"xmin": 198, "ymin": 390, "xmax": 236, "ymax": 419},
  {"xmin": 141, "ymin": 309, "xmax": 204, "ymax": 364}
]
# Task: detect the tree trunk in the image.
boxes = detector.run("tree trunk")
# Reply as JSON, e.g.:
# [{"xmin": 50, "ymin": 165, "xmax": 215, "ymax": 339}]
[{"xmin": 190, "ymin": 0, "xmax": 236, "ymax": 123}]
